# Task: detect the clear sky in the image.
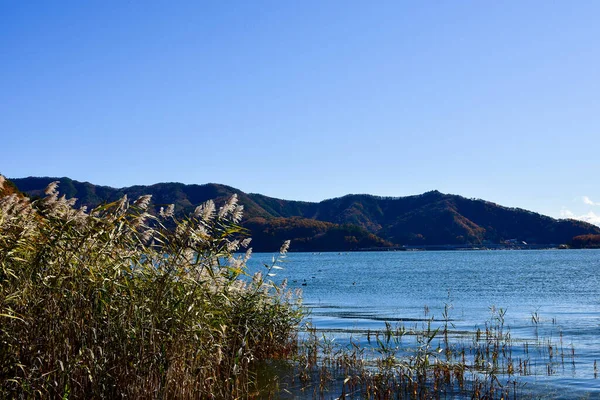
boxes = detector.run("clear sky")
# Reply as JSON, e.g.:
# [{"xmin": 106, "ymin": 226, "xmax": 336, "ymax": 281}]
[{"xmin": 2, "ymin": 1, "xmax": 599, "ymax": 225}]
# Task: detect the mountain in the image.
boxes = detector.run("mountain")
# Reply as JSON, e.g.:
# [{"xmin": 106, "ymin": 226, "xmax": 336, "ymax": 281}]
[
  {"xmin": 244, "ymin": 217, "xmax": 392, "ymax": 252},
  {"xmin": 10, "ymin": 177, "xmax": 600, "ymax": 251}
]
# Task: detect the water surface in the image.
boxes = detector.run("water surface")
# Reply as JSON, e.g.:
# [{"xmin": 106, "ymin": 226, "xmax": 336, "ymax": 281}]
[{"xmin": 248, "ymin": 249, "xmax": 600, "ymax": 397}]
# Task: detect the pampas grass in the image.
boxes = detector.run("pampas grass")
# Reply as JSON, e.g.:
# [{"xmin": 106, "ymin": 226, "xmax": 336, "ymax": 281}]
[{"xmin": 0, "ymin": 178, "xmax": 302, "ymax": 399}]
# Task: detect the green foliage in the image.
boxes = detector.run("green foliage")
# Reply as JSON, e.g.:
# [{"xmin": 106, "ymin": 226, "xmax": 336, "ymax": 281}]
[{"xmin": 0, "ymin": 178, "xmax": 302, "ymax": 398}]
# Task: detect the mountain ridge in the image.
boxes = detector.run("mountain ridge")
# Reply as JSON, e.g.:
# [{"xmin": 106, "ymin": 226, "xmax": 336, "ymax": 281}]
[{"xmin": 9, "ymin": 176, "xmax": 600, "ymax": 251}]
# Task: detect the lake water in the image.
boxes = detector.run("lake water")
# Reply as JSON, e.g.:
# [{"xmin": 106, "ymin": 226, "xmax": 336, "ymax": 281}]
[{"xmin": 248, "ymin": 249, "xmax": 600, "ymax": 398}]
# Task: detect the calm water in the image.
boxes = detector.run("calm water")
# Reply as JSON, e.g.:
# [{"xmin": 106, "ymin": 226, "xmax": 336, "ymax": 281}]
[{"xmin": 249, "ymin": 249, "xmax": 600, "ymax": 398}]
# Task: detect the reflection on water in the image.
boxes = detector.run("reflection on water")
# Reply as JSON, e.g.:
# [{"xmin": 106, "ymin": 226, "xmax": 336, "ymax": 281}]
[{"xmin": 248, "ymin": 249, "xmax": 600, "ymax": 397}]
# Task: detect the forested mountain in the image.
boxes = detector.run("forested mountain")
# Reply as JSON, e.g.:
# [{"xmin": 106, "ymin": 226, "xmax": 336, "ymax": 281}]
[{"xmin": 10, "ymin": 176, "xmax": 600, "ymax": 251}]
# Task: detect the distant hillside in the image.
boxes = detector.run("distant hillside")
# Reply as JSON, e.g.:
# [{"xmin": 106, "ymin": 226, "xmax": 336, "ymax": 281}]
[
  {"xmin": 11, "ymin": 177, "xmax": 600, "ymax": 251},
  {"xmin": 245, "ymin": 217, "xmax": 392, "ymax": 252}
]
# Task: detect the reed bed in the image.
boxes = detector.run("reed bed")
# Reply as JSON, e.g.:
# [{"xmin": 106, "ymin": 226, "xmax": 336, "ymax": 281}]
[
  {"xmin": 273, "ymin": 306, "xmax": 587, "ymax": 399},
  {"xmin": 0, "ymin": 177, "xmax": 302, "ymax": 399}
]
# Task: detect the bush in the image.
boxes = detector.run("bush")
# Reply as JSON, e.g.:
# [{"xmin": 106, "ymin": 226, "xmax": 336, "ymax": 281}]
[{"xmin": 0, "ymin": 176, "xmax": 302, "ymax": 399}]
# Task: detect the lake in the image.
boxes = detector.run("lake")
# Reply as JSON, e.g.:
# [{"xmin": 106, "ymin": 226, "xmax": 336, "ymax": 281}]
[{"xmin": 248, "ymin": 249, "xmax": 600, "ymax": 398}]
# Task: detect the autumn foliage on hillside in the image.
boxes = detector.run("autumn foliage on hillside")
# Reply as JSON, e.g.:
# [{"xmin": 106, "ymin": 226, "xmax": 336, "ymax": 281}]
[
  {"xmin": 0, "ymin": 176, "xmax": 21, "ymax": 197},
  {"xmin": 571, "ymin": 234, "xmax": 600, "ymax": 249}
]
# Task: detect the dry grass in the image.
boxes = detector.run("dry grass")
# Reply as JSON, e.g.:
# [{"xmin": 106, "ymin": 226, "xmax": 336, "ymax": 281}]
[{"xmin": 0, "ymin": 177, "xmax": 302, "ymax": 399}]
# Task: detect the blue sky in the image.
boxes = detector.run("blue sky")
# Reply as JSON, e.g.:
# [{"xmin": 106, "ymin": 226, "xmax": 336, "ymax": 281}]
[{"xmin": 2, "ymin": 1, "xmax": 599, "ymax": 224}]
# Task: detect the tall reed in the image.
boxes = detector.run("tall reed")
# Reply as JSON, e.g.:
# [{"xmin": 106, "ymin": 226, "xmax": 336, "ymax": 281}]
[{"xmin": 0, "ymin": 177, "xmax": 302, "ymax": 399}]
